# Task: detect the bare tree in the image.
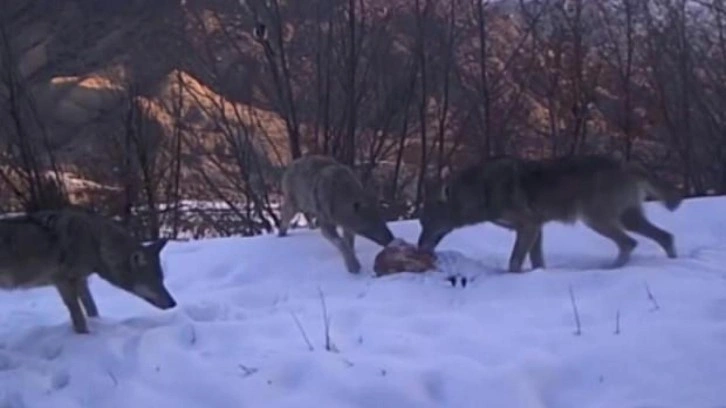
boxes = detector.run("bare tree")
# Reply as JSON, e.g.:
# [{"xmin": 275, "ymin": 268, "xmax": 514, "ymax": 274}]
[
  {"xmin": 643, "ymin": 0, "xmax": 699, "ymax": 193},
  {"xmin": 0, "ymin": 6, "xmax": 68, "ymax": 212},
  {"xmin": 240, "ymin": 0, "xmax": 303, "ymax": 161},
  {"xmin": 595, "ymin": 0, "xmax": 642, "ymax": 160}
]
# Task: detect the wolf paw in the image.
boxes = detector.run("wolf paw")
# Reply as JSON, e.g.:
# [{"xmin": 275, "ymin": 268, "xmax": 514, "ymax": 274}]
[{"xmin": 346, "ymin": 260, "xmax": 362, "ymax": 274}]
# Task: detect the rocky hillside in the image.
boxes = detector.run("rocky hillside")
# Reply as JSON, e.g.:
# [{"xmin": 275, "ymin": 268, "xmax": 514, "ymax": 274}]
[{"xmin": 1, "ymin": 0, "xmax": 723, "ymax": 217}]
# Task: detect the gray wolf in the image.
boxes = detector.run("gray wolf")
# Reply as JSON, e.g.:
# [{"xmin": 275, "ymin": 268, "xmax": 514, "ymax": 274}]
[
  {"xmin": 0, "ymin": 208, "xmax": 177, "ymax": 333},
  {"xmin": 417, "ymin": 155, "xmax": 682, "ymax": 272},
  {"xmin": 278, "ymin": 155, "xmax": 394, "ymax": 273}
]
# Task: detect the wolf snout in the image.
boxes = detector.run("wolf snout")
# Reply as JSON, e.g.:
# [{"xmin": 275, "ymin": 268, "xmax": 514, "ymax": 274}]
[
  {"xmin": 369, "ymin": 228, "xmax": 394, "ymax": 247},
  {"xmin": 356, "ymin": 224, "xmax": 394, "ymax": 247},
  {"xmin": 156, "ymin": 294, "xmax": 177, "ymax": 309},
  {"xmin": 417, "ymin": 232, "xmax": 440, "ymax": 251},
  {"xmin": 161, "ymin": 299, "xmax": 177, "ymax": 309},
  {"xmin": 133, "ymin": 284, "xmax": 177, "ymax": 309},
  {"xmin": 417, "ymin": 236, "xmax": 428, "ymax": 249},
  {"xmin": 380, "ymin": 228, "xmax": 395, "ymax": 246},
  {"xmin": 418, "ymin": 239, "xmax": 434, "ymax": 251},
  {"xmin": 416, "ymin": 231, "xmax": 431, "ymax": 249},
  {"xmin": 148, "ymin": 293, "xmax": 177, "ymax": 310}
]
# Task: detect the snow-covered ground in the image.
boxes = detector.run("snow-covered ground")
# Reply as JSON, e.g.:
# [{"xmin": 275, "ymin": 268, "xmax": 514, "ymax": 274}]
[{"xmin": 1, "ymin": 197, "xmax": 726, "ymax": 408}]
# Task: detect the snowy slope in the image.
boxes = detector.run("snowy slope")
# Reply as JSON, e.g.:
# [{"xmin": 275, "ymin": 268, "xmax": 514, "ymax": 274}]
[{"xmin": 1, "ymin": 197, "xmax": 726, "ymax": 408}]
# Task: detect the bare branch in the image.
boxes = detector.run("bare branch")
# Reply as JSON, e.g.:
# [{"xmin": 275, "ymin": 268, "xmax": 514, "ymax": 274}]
[
  {"xmin": 289, "ymin": 311, "xmax": 315, "ymax": 352},
  {"xmin": 568, "ymin": 285, "xmax": 582, "ymax": 336}
]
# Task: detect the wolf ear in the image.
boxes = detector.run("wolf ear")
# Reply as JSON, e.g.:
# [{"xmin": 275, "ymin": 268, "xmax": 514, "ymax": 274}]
[
  {"xmin": 441, "ymin": 166, "xmax": 451, "ymax": 180},
  {"xmin": 148, "ymin": 238, "xmax": 169, "ymax": 254}
]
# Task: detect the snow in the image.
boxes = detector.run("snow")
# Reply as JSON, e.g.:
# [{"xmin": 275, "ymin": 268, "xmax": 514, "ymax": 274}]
[{"xmin": 1, "ymin": 197, "xmax": 726, "ymax": 407}]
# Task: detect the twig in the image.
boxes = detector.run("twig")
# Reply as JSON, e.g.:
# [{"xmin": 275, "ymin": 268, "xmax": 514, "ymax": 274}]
[
  {"xmin": 318, "ymin": 287, "xmax": 338, "ymax": 352},
  {"xmin": 645, "ymin": 282, "xmax": 660, "ymax": 311},
  {"xmin": 106, "ymin": 369, "xmax": 118, "ymax": 387},
  {"xmin": 189, "ymin": 324, "xmax": 197, "ymax": 346},
  {"xmin": 568, "ymin": 285, "xmax": 582, "ymax": 336},
  {"xmin": 238, "ymin": 364, "xmax": 259, "ymax": 377},
  {"xmin": 614, "ymin": 309, "xmax": 620, "ymax": 335},
  {"xmin": 289, "ymin": 311, "xmax": 315, "ymax": 351}
]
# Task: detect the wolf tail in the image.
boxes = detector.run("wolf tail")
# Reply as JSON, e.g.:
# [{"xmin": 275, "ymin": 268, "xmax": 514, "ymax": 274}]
[{"xmin": 630, "ymin": 167, "xmax": 682, "ymax": 211}]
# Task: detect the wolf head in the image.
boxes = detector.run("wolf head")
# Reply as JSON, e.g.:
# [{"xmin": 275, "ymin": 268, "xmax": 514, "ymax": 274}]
[
  {"xmin": 417, "ymin": 181, "xmax": 461, "ymax": 250},
  {"xmin": 114, "ymin": 239, "xmax": 177, "ymax": 310},
  {"xmin": 417, "ymin": 166, "xmax": 498, "ymax": 250},
  {"xmin": 331, "ymin": 180, "xmax": 394, "ymax": 246}
]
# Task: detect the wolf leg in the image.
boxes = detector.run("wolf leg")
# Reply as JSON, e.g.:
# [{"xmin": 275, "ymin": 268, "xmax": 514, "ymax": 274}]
[
  {"xmin": 77, "ymin": 277, "xmax": 99, "ymax": 318},
  {"xmin": 509, "ymin": 224, "xmax": 541, "ymax": 273},
  {"xmin": 620, "ymin": 207, "xmax": 676, "ymax": 258},
  {"xmin": 55, "ymin": 279, "xmax": 89, "ymax": 334},
  {"xmin": 278, "ymin": 198, "xmax": 297, "ymax": 237},
  {"xmin": 304, "ymin": 212, "xmax": 318, "ymax": 229},
  {"xmin": 320, "ymin": 223, "xmax": 361, "ymax": 273},
  {"xmin": 342, "ymin": 228, "xmax": 356, "ymax": 251},
  {"xmin": 585, "ymin": 219, "xmax": 638, "ymax": 268},
  {"xmin": 528, "ymin": 228, "xmax": 545, "ymax": 269}
]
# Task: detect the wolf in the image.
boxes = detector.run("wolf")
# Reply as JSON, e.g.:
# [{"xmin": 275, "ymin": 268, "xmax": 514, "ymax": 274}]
[
  {"xmin": 0, "ymin": 208, "xmax": 177, "ymax": 333},
  {"xmin": 278, "ymin": 155, "xmax": 395, "ymax": 273},
  {"xmin": 417, "ymin": 155, "xmax": 682, "ymax": 273}
]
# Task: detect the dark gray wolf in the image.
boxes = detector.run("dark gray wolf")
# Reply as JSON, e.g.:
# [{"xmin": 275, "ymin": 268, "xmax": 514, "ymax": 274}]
[
  {"xmin": 278, "ymin": 155, "xmax": 394, "ymax": 273},
  {"xmin": 0, "ymin": 209, "xmax": 177, "ymax": 333},
  {"xmin": 417, "ymin": 155, "xmax": 682, "ymax": 272}
]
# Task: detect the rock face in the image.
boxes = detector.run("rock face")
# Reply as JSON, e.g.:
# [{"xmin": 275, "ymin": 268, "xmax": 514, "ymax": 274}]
[{"xmin": 373, "ymin": 238, "xmax": 437, "ymax": 277}]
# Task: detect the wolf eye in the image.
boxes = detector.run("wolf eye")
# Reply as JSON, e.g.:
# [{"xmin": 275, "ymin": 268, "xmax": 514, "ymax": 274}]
[{"xmin": 130, "ymin": 251, "xmax": 147, "ymax": 267}]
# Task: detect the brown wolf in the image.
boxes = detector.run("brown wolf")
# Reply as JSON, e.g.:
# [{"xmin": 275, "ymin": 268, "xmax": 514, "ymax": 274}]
[
  {"xmin": 417, "ymin": 155, "xmax": 682, "ymax": 273},
  {"xmin": 0, "ymin": 208, "xmax": 177, "ymax": 333},
  {"xmin": 278, "ymin": 155, "xmax": 395, "ymax": 273}
]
